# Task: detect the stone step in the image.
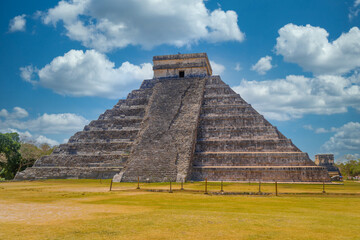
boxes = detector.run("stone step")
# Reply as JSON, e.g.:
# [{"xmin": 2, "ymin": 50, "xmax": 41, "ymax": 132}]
[
  {"xmin": 195, "ymin": 139, "xmax": 299, "ymax": 152},
  {"xmin": 140, "ymin": 79, "xmax": 158, "ymax": 89},
  {"xmin": 193, "ymin": 152, "xmax": 314, "ymax": 166},
  {"xmin": 34, "ymin": 154, "xmax": 129, "ymax": 167},
  {"xmin": 85, "ymin": 118, "xmax": 143, "ymax": 130},
  {"xmin": 69, "ymin": 129, "xmax": 139, "ymax": 142},
  {"xmin": 124, "ymin": 97, "xmax": 150, "ymax": 106},
  {"xmin": 205, "ymin": 76, "xmax": 224, "ymax": 85},
  {"xmin": 204, "ymin": 85, "xmax": 236, "ymax": 95},
  {"xmin": 191, "ymin": 165, "xmax": 330, "ymax": 182},
  {"xmin": 15, "ymin": 166, "xmax": 123, "ymax": 180},
  {"xmin": 203, "ymin": 94, "xmax": 247, "ymax": 105},
  {"xmin": 54, "ymin": 142, "xmax": 133, "ymax": 154},
  {"xmin": 201, "ymin": 104, "xmax": 255, "ymax": 115},
  {"xmin": 198, "ymin": 126, "xmax": 281, "ymax": 140},
  {"xmin": 126, "ymin": 88, "xmax": 154, "ymax": 99},
  {"xmin": 199, "ymin": 115, "xmax": 270, "ymax": 127},
  {"xmin": 99, "ymin": 107, "xmax": 146, "ymax": 120}
]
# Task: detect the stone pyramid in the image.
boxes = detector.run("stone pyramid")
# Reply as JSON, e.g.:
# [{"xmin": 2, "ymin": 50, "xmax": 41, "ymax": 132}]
[{"xmin": 16, "ymin": 53, "xmax": 330, "ymax": 182}]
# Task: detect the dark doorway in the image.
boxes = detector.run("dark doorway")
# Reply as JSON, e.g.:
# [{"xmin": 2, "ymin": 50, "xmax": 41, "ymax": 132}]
[{"xmin": 179, "ymin": 71, "xmax": 185, "ymax": 78}]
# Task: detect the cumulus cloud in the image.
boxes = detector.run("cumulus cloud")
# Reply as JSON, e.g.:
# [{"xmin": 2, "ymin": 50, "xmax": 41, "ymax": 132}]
[
  {"xmin": 20, "ymin": 49, "xmax": 153, "ymax": 99},
  {"xmin": 35, "ymin": 135, "xmax": 59, "ymax": 146},
  {"xmin": 0, "ymin": 107, "xmax": 88, "ymax": 134},
  {"xmin": 40, "ymin": 0, "xmax": 244, "ymax": 51},
  {"xmin": 0, "ymin": 128, "xmax": 59, "ymax": 146},
  {"xmin": 322, "ymin": 122, "xmax": 360, "ymax": 152},
  {"xmin": 232, "ymin": 74, "xmax": 360, "ymax": 121},
  {"xmin": 0, "ymin": 107, "xmax": 28, "ymax": 119},
  {"xmin": 251, "ymin": 56, "xmax": 272, "ymax": 75},
  {"xmin": 9, "ymin": 14, "xmax": 26, "ymax": 32},
  {"xmin": 210, "ymin": 60, "xmax": 225, "ymax": 75},
  {"xmin": 275, "ymin": 24, "xmax": 360, "ymax": 75}
]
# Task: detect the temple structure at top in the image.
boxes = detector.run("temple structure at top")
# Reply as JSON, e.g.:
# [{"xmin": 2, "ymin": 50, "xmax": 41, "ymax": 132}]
[
  {"xmin": 153, "ymin": 53, "xmax": 212, "ymax": 78},
  {"xmin": 16, "ymin": 53, "xmax": 330, "ymax": 182}
]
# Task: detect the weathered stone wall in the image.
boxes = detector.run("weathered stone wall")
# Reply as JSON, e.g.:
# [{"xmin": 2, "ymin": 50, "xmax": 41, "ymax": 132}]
[
  {"xmin": 315, "ymin": 154, "xmax": 335, "ymax": 165},
  {"xmin": 191, "ymin": 166, "xmax": 330, "ymax": 182},
  {"xmin": 16, "ymin": 167, "xmax": 122, "ymax": 180},
  {"xmin": 117, "ymin": 77, "xmax": 206, "ymax": 182}
]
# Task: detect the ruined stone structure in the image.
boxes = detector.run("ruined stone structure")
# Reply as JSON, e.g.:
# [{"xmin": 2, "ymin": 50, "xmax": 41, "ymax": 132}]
[
  {"xmin": 16, "ymin": 53, "xmax": 330, "ymax": 182},
  {"xmin": 315, "ymin": 154, "xmax": 341, "ymax": 177}
]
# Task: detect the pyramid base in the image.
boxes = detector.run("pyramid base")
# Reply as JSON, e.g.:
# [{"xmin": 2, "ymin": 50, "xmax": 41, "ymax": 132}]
[
  {"xmin": 14, "ymin": 167, "xmax": 123, "ymax": 180},
  {"xmin": 191, "ymin": 166, "xmax": 331, "ymax": 182}
]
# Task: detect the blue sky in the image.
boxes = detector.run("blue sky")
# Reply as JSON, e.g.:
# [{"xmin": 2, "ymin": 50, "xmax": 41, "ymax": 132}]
[{"xmin": 1, "ymin": 0, "xmax": 360, "ymax": 161}]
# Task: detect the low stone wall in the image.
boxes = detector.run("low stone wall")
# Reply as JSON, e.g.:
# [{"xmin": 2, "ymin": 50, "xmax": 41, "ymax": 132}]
[
  {"xmin": 34, "ymin": 154, "xmax": 128, "ymax": 167},
  {"xmin": 191, "ymin": 166, "xmax": 331, "ymax": 182},
  {"xmin": 15, "ymin": 167, "xmax": 122, "ymax": 180},
  {"xmin": 193, "ymin": 152, "xmax": 314, "ymax": 166}
]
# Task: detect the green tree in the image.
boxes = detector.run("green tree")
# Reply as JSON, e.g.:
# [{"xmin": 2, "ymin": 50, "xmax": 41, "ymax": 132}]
[
  {"xmin": 336, "ymin": 158, "xmax": 360, "ymax": 179},
  {"xmin": 18, "ymin": 142, "xmax": 55, "ymax": 171},
  {"xmin": 0, "ymin": 132, "xmax": 21, "ymax": 179}
]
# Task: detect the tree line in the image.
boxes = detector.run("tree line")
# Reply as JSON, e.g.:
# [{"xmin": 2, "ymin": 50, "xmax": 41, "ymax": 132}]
[
  {"xmin": 336, "ymin": 158, "xmax": 360, "ymax": 179},
  {"xmin": 0, "ymin": 132, "xmax": 55, "ymax": 180}
]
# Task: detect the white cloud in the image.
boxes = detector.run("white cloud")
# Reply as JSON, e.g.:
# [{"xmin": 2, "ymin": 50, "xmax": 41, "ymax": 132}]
[
  {"xmin": 0, "ymin": 109, "xmax": 9, "ymax": 118},
  {"xmin": 275, "ymin": 24, "xmax": 360, "ymax": 75},
  {"xmin": 24, "ymin": 113, "xmax": 88, "ymax": 134},
  {"xmin": 35, "ymin": 135, "xmax": 59, "ymax": 146},
  {"xmin": 349, "ymin": 0, "xmax": 360, "ymax": 20},
  {"xmin": 20, "ymin": 65, "xmax": 38, "ymax": 82},
  {"xmin": 0, "ymin": 107, "xmax": 88, "ymax": 134},
  {"xmin": 9, "ymin": 14, "xmax": 26, "ymax": 32},
  {"xmin": 12, "ymin": 107, "xmax": 29, "ymax": 119},
  {"xmin": 232, "ymin": 74, "xmax": 360, "ymax": 121},
  {"xmin": 41, "ymin": 0, "xmax": 244, "ymax": 52},
  {"xmin": 322, "ymin": 122, "xmax": 360, "ymax": 152},
  {"xmin": 21, "ymin": 49, "xmax": 153, "ymax": 99},
  {"xmin": 251, "ymin": 56, "xmax": 272, "ymax": 75},
  {"xmin": 234, "ymin": 63, "xmax": 242, "ymax": 71},
  {"xmin": 0, "ymin": 128, "xmax": 59, "ymax": 147},
  {"xmin": 0, "ymin": 107, "xmax": 28, "ymax": 119},
  {"xmin": 210, "ymin": 60, "xmax": 225, "ymax": 75}
]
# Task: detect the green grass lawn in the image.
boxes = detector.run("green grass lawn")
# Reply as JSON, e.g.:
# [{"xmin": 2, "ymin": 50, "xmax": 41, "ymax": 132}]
[{"xmin": 1, "ymin": 180, "xmax": 359, "ymax": 240}]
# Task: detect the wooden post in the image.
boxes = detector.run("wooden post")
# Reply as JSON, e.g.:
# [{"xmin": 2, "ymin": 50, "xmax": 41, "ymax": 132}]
[
  {"xmin": 181, "ymin": 180, "xmax": 184, "ymax": 190},
  {"xmin": 169, "ymin": 180, "xmax": 173, "ymax": 193},
  {"xmin": 109, "ymin": 179, "xmax": 113, "ymax": 191},
  {"xmin": 275, "ymin": 181, "xmax": 278, "ymax": 196},
  {"xmin": 221, "ymin": 180, "xmax": 224, "ymax": 192},
  {"xmin": 322, "ymin": 181, "xmax": 326, "ymax": 194},
  {"xmin": 137, "ymin": 176, "xmax": 140, "ymax": 189},
  {"xmin": 205, "ymin": 178, "xmax": 208, "ymax": 194},
  {"xmin": 258, "ymin": 180, "xmax": 261, "ymax": 193}
]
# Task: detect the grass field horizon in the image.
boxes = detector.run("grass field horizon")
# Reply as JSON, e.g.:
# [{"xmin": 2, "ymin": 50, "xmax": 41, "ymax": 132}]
[{"xmin": 1, "ymin": 180, "xmax": 359, "ymax": 240}]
